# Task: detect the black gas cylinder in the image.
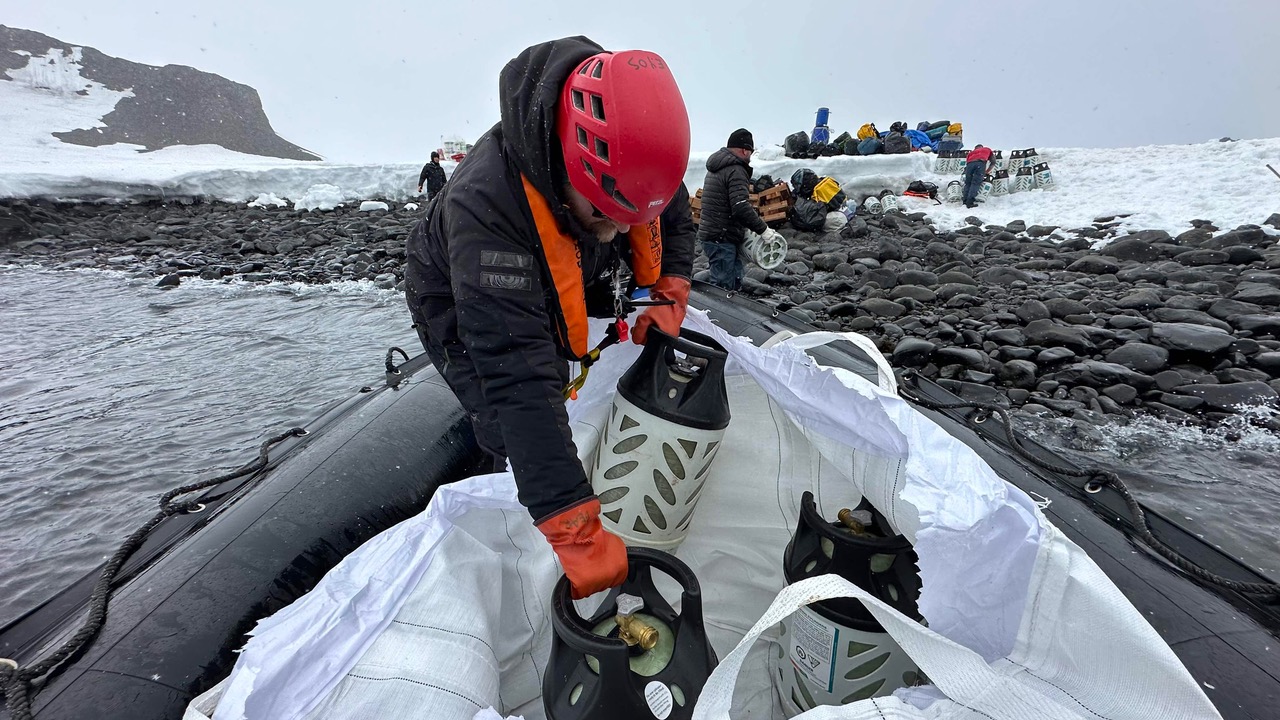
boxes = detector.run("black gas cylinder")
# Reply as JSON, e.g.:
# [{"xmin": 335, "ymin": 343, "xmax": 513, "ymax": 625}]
[{"xmin": 544, "ymin": 547, "xmax": 717, "ymax": 720}]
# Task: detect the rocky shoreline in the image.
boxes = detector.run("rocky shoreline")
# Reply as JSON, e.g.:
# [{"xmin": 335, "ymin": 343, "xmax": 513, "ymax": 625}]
[{"xmin": 3, "ymin": 198, "xmax": 1279, "ymax": 431}]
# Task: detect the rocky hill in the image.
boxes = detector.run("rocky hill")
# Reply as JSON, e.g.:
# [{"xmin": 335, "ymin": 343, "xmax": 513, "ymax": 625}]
[{"xmin": 0, "ymin": 25, "xmax": 320, "ymax": 161}]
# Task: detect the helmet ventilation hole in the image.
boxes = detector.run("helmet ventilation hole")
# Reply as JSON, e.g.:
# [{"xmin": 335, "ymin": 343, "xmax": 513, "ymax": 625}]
[
  {"xmin": 591, "ymin": 60, "xmax": 603, "ymax": 78},
  {"xmin": 594, "ymin": 137, "xmax": 609, "ymax": 162},
  {"xmin": 576, "ymin": 126, "xmax": 588, "ymax": 148},
  {"xmin": 602, "ymin": 175, "xmax": 637, "ymax": 213},
  {"xmin": 571, "ymin": 89, "xmax": 585, "ymax": 111},
  {"xmin": 590, "ymin": 94, "xmax": 606, "ymax": 122},
  {"xmin": 581, "ymin": 158, "xmax": 595, "ymax": 178}
]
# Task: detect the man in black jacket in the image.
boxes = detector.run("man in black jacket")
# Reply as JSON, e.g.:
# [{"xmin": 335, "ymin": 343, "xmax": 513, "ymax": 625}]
[
  {"xmin": 696, "ymin": 128, "xmax": 785, "ymax": 290},
  {"xmin": 403, "ymin": 37, "xmax": 694, "ymax": 599},
  {"xmin": 417, "ymin": 151, "xmax": 447, "ymax": 199}
]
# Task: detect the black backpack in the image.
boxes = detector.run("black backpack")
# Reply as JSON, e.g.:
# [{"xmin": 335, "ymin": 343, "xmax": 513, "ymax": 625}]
[
  {"xmin": 790, "ymin": 168, "xmax": 819, "ymax": 199},
  {"xmin": 784, "ymin": 131, "xmax": 810, "ymax": 158},
  {"xmin": 906, "ymin": 180, "xmax": 939, "ymax": 200},
  {"xmin": 884, "ymin": 132, "xmax": 911, "ymax": 154}
]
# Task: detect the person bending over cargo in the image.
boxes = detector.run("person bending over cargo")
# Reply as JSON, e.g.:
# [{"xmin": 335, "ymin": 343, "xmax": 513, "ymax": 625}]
[
  {"xmin": 403, "ymin": 37, "xmax": 695, "ymax": 599},
  {"xmin": 696, "ymin": 129, "xmax": 786, "ymax": 290},
  {"xmin": 963, "ymin": 144, "xmax": 996, "ymax": 209}
]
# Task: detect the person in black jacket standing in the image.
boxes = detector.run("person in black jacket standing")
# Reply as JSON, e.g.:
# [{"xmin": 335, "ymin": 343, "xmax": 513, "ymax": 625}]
[
  {"xmin": 403, "ymin": 37, "xmax": 694, "ymax": 600},
  {"xmin": 696, "ymin": 129, "xmax": 785, "ymax": 290},
  {"xmin": 417, "ymin": 151, "xmax": 447, "ymax": 199}
]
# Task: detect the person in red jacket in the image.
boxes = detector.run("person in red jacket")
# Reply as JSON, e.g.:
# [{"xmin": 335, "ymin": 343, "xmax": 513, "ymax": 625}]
[
  {"xmin": 963, "ymin": 144, "xmax": 996, "ymax": 208},
  {"xmin": 403, "ymin": 37, "xmax": 695, "ymax": 599}
]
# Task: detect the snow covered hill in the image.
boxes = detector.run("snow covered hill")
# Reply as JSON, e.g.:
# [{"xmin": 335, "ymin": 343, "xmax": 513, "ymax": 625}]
[{"xmin": 0, "ymin": 25, "xmax": 319, "ymax": 162}]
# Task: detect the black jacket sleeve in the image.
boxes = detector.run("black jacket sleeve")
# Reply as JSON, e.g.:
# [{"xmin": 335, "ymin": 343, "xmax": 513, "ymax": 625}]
[
  {"xmin": 443, "ymin": 182, "xmax": 592, "ymax": 520},
  {"xmin": 659, "ymin": 182, "xmax": 695, "ymax": 279},
  {"xmin": 727, "ymin": 165, "xmax": 768, "ymax": 235},
  {"xmin": 418, "ymin": 163, "xmax": 431, "ymax": 188}
]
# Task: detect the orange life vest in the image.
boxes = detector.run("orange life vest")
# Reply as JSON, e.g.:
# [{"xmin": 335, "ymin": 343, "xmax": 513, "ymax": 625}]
[{"xmin": 520, "ymin": 175, "xmax": 662, "ymax": 359}]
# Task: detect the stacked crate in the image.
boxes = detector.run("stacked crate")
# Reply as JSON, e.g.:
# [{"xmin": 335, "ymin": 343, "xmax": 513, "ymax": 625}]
[{"xmin": 690, "ymin": 182, "xmax": 793, "ymax": 227}]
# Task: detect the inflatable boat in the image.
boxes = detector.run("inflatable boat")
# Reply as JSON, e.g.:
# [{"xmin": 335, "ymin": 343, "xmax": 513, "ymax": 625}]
[{"xmin": 2, "ymin": 284, "xmax": 1277, "ymax": 720}]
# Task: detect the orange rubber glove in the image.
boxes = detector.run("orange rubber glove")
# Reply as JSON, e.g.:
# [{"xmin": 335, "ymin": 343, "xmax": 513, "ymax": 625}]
[
  {"xmin": 632, "ymin": 275, "xmax": 690, "ymax": 345},
  {"xmin": 535, "ymin": 497, "xmax": 628, "ymax": 599}
]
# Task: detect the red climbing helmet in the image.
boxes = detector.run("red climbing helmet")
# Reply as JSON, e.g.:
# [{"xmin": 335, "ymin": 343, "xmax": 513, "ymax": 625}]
[{"xmin": 558, "ymin": 50, "xmax": 691, "ymax": 227}]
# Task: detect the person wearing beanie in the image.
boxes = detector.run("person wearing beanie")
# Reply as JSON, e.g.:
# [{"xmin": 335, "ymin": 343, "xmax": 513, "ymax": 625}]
[
  {"xmin": 417, "ymin": 150, "xmax": 448, "ymax": 199},
  {"xmin": 696, "ymin": 128, "xmax": 784, "ymax": 290}
]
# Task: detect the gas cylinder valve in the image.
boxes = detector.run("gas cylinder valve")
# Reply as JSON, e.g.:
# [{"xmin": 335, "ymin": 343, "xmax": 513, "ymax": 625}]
[{"xmin": 614, "ymin": 594, "xmax": 659, "ymax": 651}]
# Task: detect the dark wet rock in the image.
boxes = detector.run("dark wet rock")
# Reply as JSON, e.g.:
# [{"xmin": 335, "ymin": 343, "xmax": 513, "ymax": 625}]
[
  {"xmin": 935, "ymin": 269, "xmax": 975, "ymax": 284},
  {"xmin": 1105, "ymin": 343, "xmax": 1169, "ymax": 374},
  {"xmin": 863, "ymin": 268, "xmax": 898, "ymax": 288},
  {"xmin": 1149, "ymin": 322, "xmax": 1234, "ymax": 354},
  {"xmin": 1108, "ymin": 315, "xmax": 1152, "ymax": 330},
  {"xmin": 897, "ymin": 269, "xmax": 938, "ymax": 286},
  {"xmin": 1202, "ymin": 228, "xmax": 1267, "ymax": 250},
  {"xmin": 1252, "ymin": 352, "xmax": 1280, "ymax": 373},
  {"xmin": 892, "ymin": 338, "xmax": 935, "ymax": 367},
  {"xmin": 1149, "ymin": 308, "xmax": 1231, "ymax": 332},
  {"xmin": 1232, "ymin": 314, "xmax": 1280, "ymax": 335},
  {"xmin": 1026, "ymin": 225, "xmax": 1058, "ymax": 238},
  {"xmin": 987, "ymin": 328, "xmax": 1026, "ymax": 346},
  {"xmin": 1024, "ymin": 319, "xmax": 1096, "ymax": 355},
  {"xmin": 1172, "ymin": 381, "xmax": 1278, "ymax": 412},
  {"xmin": 999, "ymin": 359, "xmax": 1038, "ymax": 388},
  {"xmin": 1264, "ymin": 213, "xmax": 1280, "ymax": 230},
  {"xmin": 1145, "ymin": 401, "xmax": 1200, "ymax": 425},
  {"xmin": 936, "ymin": 347, "xmax": 990, "ymax": 370},
  {"xmin": 1043, "ymin": 297, "xmax": 1091, "ymax": 318},
  {"xmin": 1005, "ymin": 220, "xmax": 1026, "ymax": 234},
  {"xmin": 1067, "ymin": 256, "xmax": 1120, "ymax": 274},
  {"xmin": 1174, "ymin": 227, "xmax": 1213, "ymax": 246},
  {"xmin": 1114, "ymin": 289, "xmax": 1164, "ymax": 311},
  {"xmin": 860, "ymin": 298, "xmax": 908, "ymax": 318},
  {"xmin": 889, "ymin": 285, "xmax": 937, "ymax": 302},
  {"xmin": 925, "ymin": 241, "xmax": 966, "ymax": 265},
  {"xmin": 978, "ymin": 266, "xmax": 1033, "ymax": 285},
  {"xmin": 1207, "ymin": 298, "xmax": 1263, "ymax": 319},
  {"xmin": 1153, "ymin": 370, "xmax": 1186, "ymax": 392},
  {"xmin": 1015, "ymin": 299, "xmax": 1051, "ymax": 323},
  {"xmin": 1103, "ymin": 237, "xmax": 1165, "ymax": 262},
  {"xmin": 1175, "ymin": 249, "xmax": 1230, "ymax": 266},
  {"xmin": 1232, "ymin": 283, "xmax": 1280, "ymax": 306},
  {"xmin": 1225, "ymin": 246, "xmax": 1266, "ymax": 264},
  {"xmin": 1158, "ymin": 393, "xmax": 1207, "ymax": 412},
  {"xmin": 1103, "ymin": 383, "xmax": 1139, "ymax": 404},
  {"xmin": 1052, "ymin": 361, "xmax": 1155, "ymax": 390},
  {"xmin": 156, "ymin": 273, "xmax": 181, "ymax": 287},
  {"xmin": 1036, "ymin": 347, "xmax": 1077, "ymax": 364}
]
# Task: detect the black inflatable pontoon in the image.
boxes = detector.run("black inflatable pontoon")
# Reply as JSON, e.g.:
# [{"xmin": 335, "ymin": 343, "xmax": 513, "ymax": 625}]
[{"xmin": 2, "ymin": 284, "xmax": 1277, "ymax": 720}]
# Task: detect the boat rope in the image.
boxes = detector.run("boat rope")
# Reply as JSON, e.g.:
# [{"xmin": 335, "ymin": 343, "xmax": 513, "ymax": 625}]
[
  {"xmin": 896, "ymin": 370, "xmax": 1280, "ymax": 599},
  {"xmin": 0, "ymin": 427, "xmax": 306, "ymax": 720}
]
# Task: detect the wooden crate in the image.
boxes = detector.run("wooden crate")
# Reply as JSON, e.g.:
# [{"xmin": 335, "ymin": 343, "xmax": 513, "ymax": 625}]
[{"xmin": 690, "ymin": 182, "xmax": 792, "ymax": 226}]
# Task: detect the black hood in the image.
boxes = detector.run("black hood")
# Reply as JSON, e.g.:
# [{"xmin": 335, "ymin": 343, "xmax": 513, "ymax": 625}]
[
  {"xmin": 499, "ymin": 36, "xmax": 604, "ymax": 206},
  {"xmin": 706, "ymin": 147, "xmax": 750, "ymax": 175}
]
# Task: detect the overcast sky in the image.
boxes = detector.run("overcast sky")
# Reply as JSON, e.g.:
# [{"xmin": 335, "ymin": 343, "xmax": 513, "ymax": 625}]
[{"xmin": 7, "ymin": 1, "xmax": 1279, "ymax": 163}]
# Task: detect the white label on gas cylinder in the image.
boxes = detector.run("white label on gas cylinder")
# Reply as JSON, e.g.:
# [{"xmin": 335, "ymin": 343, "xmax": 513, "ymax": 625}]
[
  {"xmin": 789, "ymin": 609, "xmax": 838, "ymax": 693},
  {"xmin": 644, "ymin": 680, "xmax": 674, "ymax": 719}
]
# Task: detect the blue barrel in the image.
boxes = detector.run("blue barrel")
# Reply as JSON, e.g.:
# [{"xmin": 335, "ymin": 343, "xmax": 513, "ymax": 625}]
[{"xmin": 815, "ymin": 107, "xmax": 831, "ymax": 127}]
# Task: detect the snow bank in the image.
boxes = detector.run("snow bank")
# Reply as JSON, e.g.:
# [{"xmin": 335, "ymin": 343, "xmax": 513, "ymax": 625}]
[
  {"xmin": 3, "ymin": 63, "xmax": 1277, "ymax": 240},
  {"xmin": 703, "ymin": 140, "xmax": 1280, "ymax": 236}
]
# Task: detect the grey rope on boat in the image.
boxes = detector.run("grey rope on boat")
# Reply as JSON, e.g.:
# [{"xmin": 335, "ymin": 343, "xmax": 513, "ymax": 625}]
[
  {"xmin": 895, "ymin": 370, "xmax": 1280, "ymax": 599},
  {"xmin": 0, "ymin": 427, "xmax": 307, "ymax": 720}
]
